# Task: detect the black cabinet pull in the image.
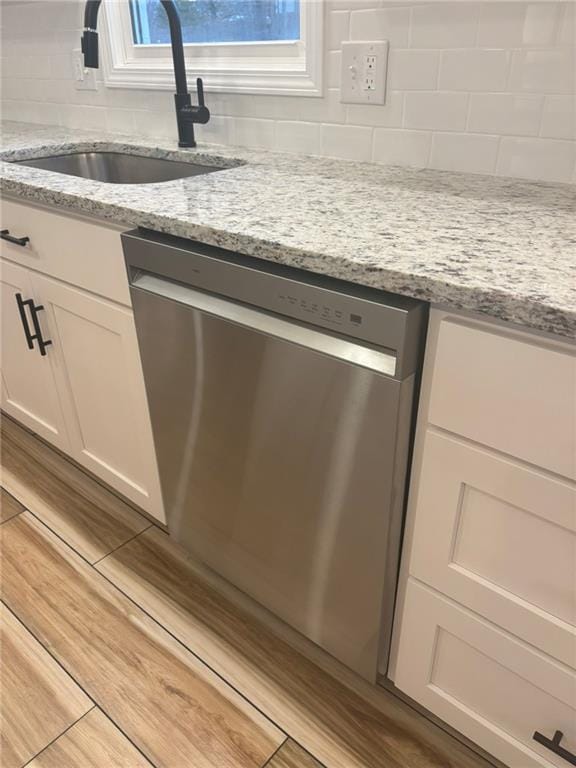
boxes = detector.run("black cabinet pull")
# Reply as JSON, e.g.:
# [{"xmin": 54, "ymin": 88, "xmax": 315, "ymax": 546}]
[
  {"xmin": 533, "ymin": 730, "xmax": 576, "ymax": 765},
  {"xmin": 28, "ymin": 301, "xmax": 53, "ymax": 357},
  {"xmin": 14, "ymin": 293, "xmax": 52, "ymax": 357},
  {"xmin": 15, "ymin": 293, "xmax": 35, "ymax": 350},
  {"xmin": 1, "ymin": 229, "xmax": 30, "ymax": 247}
]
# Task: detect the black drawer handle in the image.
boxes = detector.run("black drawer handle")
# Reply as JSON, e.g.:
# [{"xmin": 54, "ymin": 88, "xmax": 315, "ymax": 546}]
[
  {"xmin": 14, "ymin": 293, "xmax": 52, "ymax": 357},
  {"xmin": 15, "ymin": 293, "xmax": 35, "ymax": 350},
  {"xmin": 534, "ymin": 730, "xmax": 576, "ymax": 765},
  {"xmin": 1, "ymin": 229, "xmax": 30, "ymax": 247}
]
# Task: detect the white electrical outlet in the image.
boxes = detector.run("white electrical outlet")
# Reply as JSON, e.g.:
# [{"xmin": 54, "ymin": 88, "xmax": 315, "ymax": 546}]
[
  {"xmin": 340, "ymin": 41, "xmax": 389, "ymax": 105},
  {"xmin": 73, "ymin": 49, "xmax": 97, "ymax": 91}
]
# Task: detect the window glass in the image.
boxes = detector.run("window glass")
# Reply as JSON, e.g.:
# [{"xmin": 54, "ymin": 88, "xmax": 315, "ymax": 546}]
[{"xmin": 130, "ymin": 0, "xmax": 301, "ymax": 45}]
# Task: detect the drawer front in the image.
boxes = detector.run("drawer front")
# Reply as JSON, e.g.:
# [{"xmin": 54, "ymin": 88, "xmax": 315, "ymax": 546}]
[
  {"xmin": 428, "ymin": 320, "xmax": 576, "ymax": 480},
  {"xmin": 395, "ymin": 580, "xmax": 576, "ymax": 768},
  {"xmin": 408, "ymin": 429, "xmax": 576, "ymax": 668},
  {"xmin": 1, "ymin": 199, "xmax": 130, "ymax": 306}
]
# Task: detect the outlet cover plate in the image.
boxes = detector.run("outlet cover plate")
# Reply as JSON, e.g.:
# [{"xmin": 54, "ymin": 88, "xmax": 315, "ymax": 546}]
[
  {"xmin": 73, "ymin": 49, "xmax": 98, "ymax": 91},
  {"xmin": 340, "ymin": 41, "xmax": 389, "ymax": 105}
]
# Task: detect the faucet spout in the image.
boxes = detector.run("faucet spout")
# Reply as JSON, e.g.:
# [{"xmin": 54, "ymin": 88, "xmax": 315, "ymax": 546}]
[{"xmin": 81, "ymin": 0, "xmax": 209, "ymax": 147}]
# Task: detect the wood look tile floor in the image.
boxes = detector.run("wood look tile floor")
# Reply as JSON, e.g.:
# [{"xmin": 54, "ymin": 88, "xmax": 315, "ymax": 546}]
[
  {"xmin": 0, "ymin": 488, "xmax": 24, "ymax": 524},
  {"xmin": 0, "ymin": 414, "xmax": 495, "ymax": 768}
]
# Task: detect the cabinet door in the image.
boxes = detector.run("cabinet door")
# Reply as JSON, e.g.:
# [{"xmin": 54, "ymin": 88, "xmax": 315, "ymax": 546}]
[
  {"xmin": 30, "ymin": 273, "xmax": 165, "ymax": 522},
  {"xmin": 0, "ymin": 259, "xmax": 69, "ymax": 449},
  {"xmin": 395, "ymin": 580, "xmax": 576, "ymax": 768}
]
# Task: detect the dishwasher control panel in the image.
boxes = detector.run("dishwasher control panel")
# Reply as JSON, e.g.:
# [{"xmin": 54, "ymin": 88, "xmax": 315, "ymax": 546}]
[{"xmin": 277, "ymin": 292, "xmax": 351, "ymax": 326}]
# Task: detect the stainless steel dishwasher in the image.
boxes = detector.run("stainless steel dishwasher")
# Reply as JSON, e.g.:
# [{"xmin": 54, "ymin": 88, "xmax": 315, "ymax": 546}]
[{"xmin": 123, "ymin": 229, "xmax": 427, "ymax": 683}]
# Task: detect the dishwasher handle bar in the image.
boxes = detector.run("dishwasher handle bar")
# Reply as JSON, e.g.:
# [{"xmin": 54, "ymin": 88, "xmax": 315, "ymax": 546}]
[{"xmin": 131, "ymin": 272, "xmax": 398, "ymax": 378}]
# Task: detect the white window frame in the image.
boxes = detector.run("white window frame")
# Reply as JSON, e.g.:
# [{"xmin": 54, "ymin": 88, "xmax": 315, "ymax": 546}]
[{"xmin": 101, "ymin": 0, "xmax": 323, "ymax": 97}]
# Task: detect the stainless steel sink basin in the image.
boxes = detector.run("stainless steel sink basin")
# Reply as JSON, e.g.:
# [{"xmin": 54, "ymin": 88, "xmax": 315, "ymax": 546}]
[{"xmin": 16, "ymin": 151, "xmax": 226, "ymax": 184}]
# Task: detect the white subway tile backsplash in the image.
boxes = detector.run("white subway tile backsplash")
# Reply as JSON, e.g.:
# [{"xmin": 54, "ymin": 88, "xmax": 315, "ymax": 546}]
[
  {"xmin": 468, "ymin": 94, "xmax": 543, "ymax": 137},
  {"xmin": 14, "ymin": 101, "xmax": 61, "ymax": 126},
  {"xmin": 439, "ymin": 50, "xmax": 510, "ymax": 92},
  {"xmin": 522, "ymin": 3, "xmax": 563, "ymax": 46},
  {"xmin": 1, "ymin": 0, "xmax": 574, "ymax": 183},
  {"xmin": 49, "ymin": 53, "xmax": 74, "ymax": 81},
  {"xmin": 373, "ymin": 128, "xmax": 431, "ymax": 167},
  {"xmin": 540, "ymin": 95, "xmax": 576, "ymax": 140},
  {"xmin": 410, "ymin": 3, "xmax": 479, "ymax": 48},
  {"xmin": 132, "ymin": 109, "xmax": 174, "ymax": 140},
  {"xmin": 321, "ymin": 123, "xmax": 373, "ymax": 161},
  {"xmin": 59, "ymin": 104, "xmax": 107, "ymax": 132},
  {"xmin": 350, "ymin": 6, "xmax": 411, "ymax": 47},
  {"xmin": 1, "ymin": 101, "xmax": 21, "ymax": 122},
  {"xmin": 3, "ymin": 55, "xmax": 51, "ymax": 80},
  {"xmin": 477, "ymin": 2, "xmax": 557, "ymax": 48},
  {"xmin": 327, "ymin": 50, "xmax": 342, "ymax": 89},
  {"xmin": 430, "ymin": 132, "xmax": 500, "ymax": 175},
  {"xmin": 509, "ymin": 49, "xmax": 575, "ymax": 94},
  {"xmin": 105, "ymin": 108, "xmax": 135, "ymax": 136},
  {"xmin": 558, "ymin": 2, "xmax": 576, "ymax": 46},
  {"xmin": 328, "ymin": 11, "xmax": 350, "ymax": 50},
  {"xmin": 388, "ymin": 50, "xmax": 439, "ymax": 91},
  {"xmin": 276, "ymin": 121, "xmax": 321, "ymax": 155},
  {"xmin": 497, "ymin": 136, "xmax": 576, "ymax": 183},
  {"xmin": 299, "ymin": 88, "xmax": 347, "ymax": 124},
  {"xmin": 329, "ymin": 0, "xmax": 381, "ymax": 12},
  {"xmin": 346, "ymin": 90, "xmax": 403, "ymax": 128},
  {"xmin": 200, "ymin": 115, "xmax": 236, "ymax": 145},
  {"xmin": 234, "ymin": 117, "xmax": 276, "ymax": 150},
  {"xmin": 404, "ymin": 91, "xmax": 469, "ymax": 131}
]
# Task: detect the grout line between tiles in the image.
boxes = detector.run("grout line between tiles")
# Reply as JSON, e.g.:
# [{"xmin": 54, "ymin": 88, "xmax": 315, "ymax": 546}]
[
  {"xmin": 93, "ymin": 538, "xmax": 295, "ymax": 745},
  {"xmin": 10, "ymin": 510, "xmax": 292, "ymax": 747},
  {"xmin": 0, "ymin": 485, "xmax": 26, "ymax": 525},
  {"xmin": 2, "ymin": 598, "xmax": 161, "ymax": 768},
  {"xmin": 19, "ymin": 706, "xmax": 97, "ymax": 768},
  {"xmin": 23, "ymin": 506, "xmax": 116, "ymax": 569},
  {"xmin": 260, "ymin": 738, "xmax": 289, "ymax": 768},
  {"xmin": 93, "ymin": 522, "xmax": 154, "ymax": 565}
]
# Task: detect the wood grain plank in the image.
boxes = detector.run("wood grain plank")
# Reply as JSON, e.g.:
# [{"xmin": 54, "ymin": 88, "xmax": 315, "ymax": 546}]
[
  {"xmin": 27, "ymin": 708, "xmax": 153, "ymax": 768},
  {"xmin": 0, "ymin": 415, "xmax": 149, "ymax": 562},
  {"xmin": 0, "ymin": 603, "xmax": 92, "ymax": 768},
  {"xmin": 97, "ymin": 527, "xmax": 492, "ymax": 768},
  {"xmin": 0, "ymin": 487, "xmax": 24, "ymax": 524},
  {"xmin": 267, "ymin": 741, "xmax": 325, "ymax": 768},
  {"xmin": 0, "ymin": 513, "xmax": 284, "ymax": 768}
]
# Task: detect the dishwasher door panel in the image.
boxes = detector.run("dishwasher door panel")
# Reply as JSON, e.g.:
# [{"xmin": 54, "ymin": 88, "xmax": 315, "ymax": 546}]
[{"xmin": 131, "ymin": 284, "xmax": 409, "ymax": 681}]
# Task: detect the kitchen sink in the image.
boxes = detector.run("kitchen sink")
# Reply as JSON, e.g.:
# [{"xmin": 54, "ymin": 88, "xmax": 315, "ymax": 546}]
[{"xmin": 16, "ymin": 151, "xmax": 227, "ymax": 184}]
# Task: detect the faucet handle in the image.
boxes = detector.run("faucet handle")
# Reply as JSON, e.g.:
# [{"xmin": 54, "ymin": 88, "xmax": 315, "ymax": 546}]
[
  {"xmin": 197, "ymin": 78, "xmax": 205, "ymax": 108},
  {"xmin": 190, "ymin": 77, "xmax": 210, "ymax": 124}
]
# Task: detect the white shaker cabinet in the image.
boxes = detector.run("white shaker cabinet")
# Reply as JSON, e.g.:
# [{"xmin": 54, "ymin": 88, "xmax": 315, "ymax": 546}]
[
  {"xmin": 391, "ymin": 310, "xmax": 576, "ymax": 768},
  {"xmin": 395, "ymin": 580, "xmax": 576, "ymax": 768},
  {"xmin": 29, "ymin": 273, "xmax": 165, "ymax": 518},
  {"xmin": 0, "ymin": 198, "xmax": 165, "ymax": 523},
  {"xmin": 1, "ymin": 259, "xmax": 69, "ymax": 450}
]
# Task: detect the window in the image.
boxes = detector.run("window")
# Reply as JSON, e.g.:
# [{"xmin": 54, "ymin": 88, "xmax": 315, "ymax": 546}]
[
  {"xmin": 130, "ymin": 0, "xmax": 300, "ymax": 45},
  {"xmin": 102, "ymin": 0, "xmax": 322, "ymax": 96}
]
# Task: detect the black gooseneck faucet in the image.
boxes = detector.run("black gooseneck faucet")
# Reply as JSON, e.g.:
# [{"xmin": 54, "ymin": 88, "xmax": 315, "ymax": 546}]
[{"xmin": 81, "ymin": 0, "xmax": 210, "ymax": 147}]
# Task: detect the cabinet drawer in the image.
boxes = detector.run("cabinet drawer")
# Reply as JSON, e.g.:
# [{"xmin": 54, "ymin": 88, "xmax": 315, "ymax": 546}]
[
  {"xmin": 0, "ymin": 198, "xmax": 129, "ymax": 305},
  {"xmin": 408, "ymin": 429, "xmax": 576, "ymax": 668},
  {"xmin": 428, "ymin": 320, "xmax": 576, "ymax": 480},
  {"xmin": 395, "ymin": 580, "xmax": 576, "ymax": 768}
]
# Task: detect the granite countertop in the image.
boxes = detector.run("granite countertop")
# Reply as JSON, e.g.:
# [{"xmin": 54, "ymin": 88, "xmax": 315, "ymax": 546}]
[{"xmin": 1, "ymin": 120, "xmax": 575, "ymax": 340}]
